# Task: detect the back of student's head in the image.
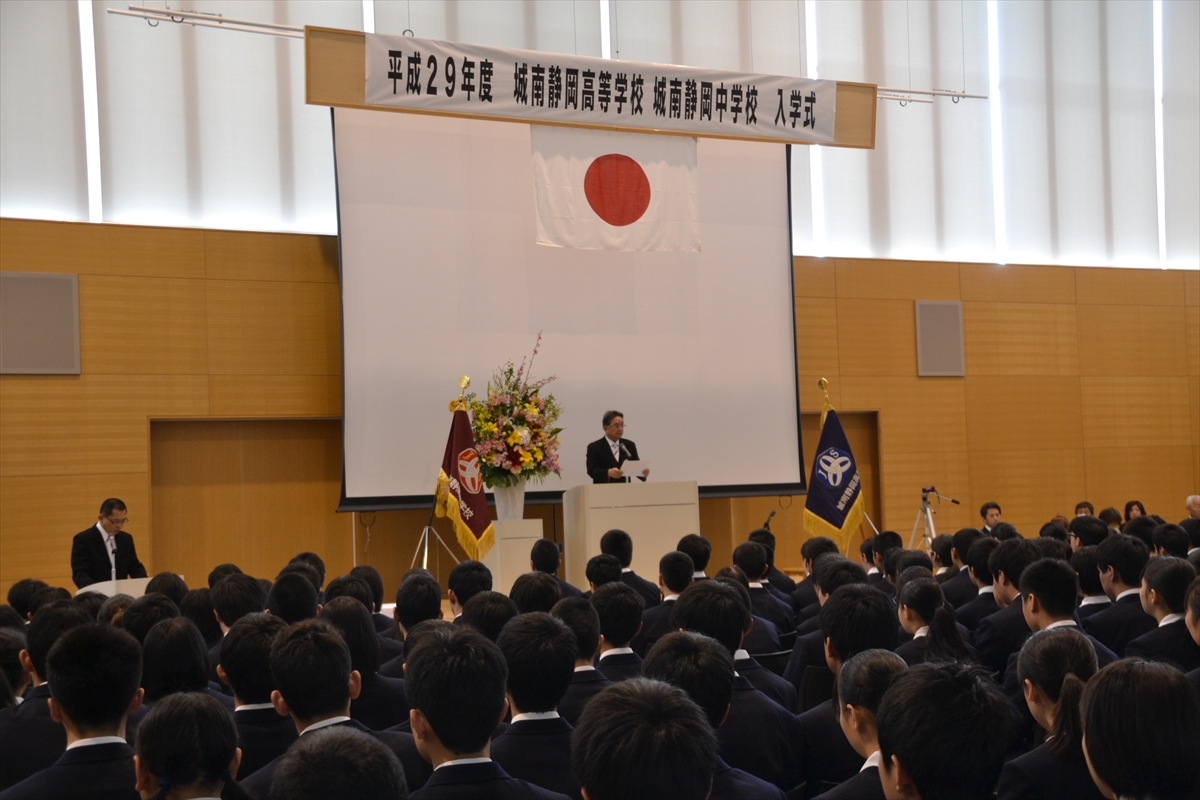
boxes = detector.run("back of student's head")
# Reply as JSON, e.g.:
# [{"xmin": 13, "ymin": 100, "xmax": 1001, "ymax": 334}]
[
  {"xmin": 276, "ymin": 561, "xmax": 322, "ymax": 597},
  {"xmin": 497, "ymin": 612, "xmax": 577, "ymax": 712},
  {"xmin": 210, "ymin": 572, "xmax": 266, "ymax": 627},
  {"xmin": 669, "ymin": 580, "xmax": 749, "ymax": 655},
  {"xmin": 713, "ymin": 566, "xmax": 749, "ymax": 589},
  {"xmin": 732, "ymin": 541, "xmax": 768, "ymax": 580},
  {"xmin": 1121, "ymin": 514, "xmax": 1158, "ymax": 550},
  {"xmin": 896, "ymin": 550, "xmax": 934, "ymax": 575},
  {"xmin": 288, "ymin": 551, "xmax": 327, "ymax": 589},
  {"xmin": 991, "ymin": 522, "xmax": 1022, "ymax": 541},
  {"xmin": 659, "ymin": 551, "xmax": 694, "ymax": 594},
  {"xmin": 572, "ymin": 678, "xmax": 718, "ymax": 800},
  {"xmin": 268, "ymin": 726, "xmax": 408, "ymax": 800},
  {"xmin": 460, "ymin": 591, "xmax": 518, "ymax": 642},
  {"xmin": 585, "ymin": 554, "xmax": 623, "ymax": 588},
  {"xmin": 267, "ymin": 573, "xmax": 319, "ymax": 624},
  {"xmin": 179, "ymin": 588, "xmax": 223, "ymax": 648},
  {"xmin": 270, "ymin": 619, "xmax": 352, "ymax": 720},
  {"xmin": 142, "ymin": 617, "xmax": 210, "ymax": 701},
  {"xmin": 509, "ymin": 571, "xmax": 562, "ymax": 614},
  {"xmin": 323, "ymin": 575, "xmax": 375, "ymax": 610},
  {"xmin": 896, "ymin": 566, "xmax": 934, "ymax": 595},
  {"xmin": 811, "ymin": 553, "xmax": 847, "ymax": 591},
  {"xmin": 951, "ymin": 528, "xmax": 984, "ymax": 564},
  {"xmin": 882, "ymin": 547, "xmax": 906, "ymax": 581},
  {"xmin": 7, "ymin": 578, "xmax": 48, "ymax": 618},
  {"xmin": 1189, "ymin": 576, "xmax": 1200, "ymax": 620},
  {"xmin": 137, "ymin": 691, "xmax": 252, "ymax": 800},
  {"xmin": 530, "ymin": 538, "xmax": 562, "ymax": 574},
  {"xmin": 448, "ymin": 560, "xmax": 492, "ymax": 605},
  {"xmin": 1142, "ymin": 555, "xmax": 1196, "ymax": 614},
  {"xmin": 1017, "ymin": 628, "xmax": 1097, "ymax": 757},
  {"xmin": 220, "ymin": 613, "xmax": 286, "ymax": 704},
  {"xmin": 0, "ymin": 605, "xmax": 24, "ymax": 636},
  {"xmin": 801, "ymin": 535, "xmax": 840, "ymax": 565},
  {"xmin": 208, "ymin": 562, "xmax": 244, "ymax": 589},
  {"xmin": 677, "ymin": 534, "xmax": 712, "ymax": 573},
  {"xmin": 599, "ymin": 529, "xmax": 634, "ymax": 567},
  {"xmin": 0, "ymin": 629, "xmax": 27, "ymax": 697},
  {"xmin": 1038, "ymin": 521, "xmax": 1069, "ymax": 542},
  {"xmin": 98, "ymin": 593, "xmax": 134, "ymax": 627},
  {"xmin": 747, "ymin": 528, "xmax": 777, "ymax": 566},
  {"xmin": 818, "ymin": 558, "xmax": 869, "ymax": 595},
  {"xmin": 642, "ymin": 632, "xmax": 734, "ymax": 728},
  {"xmin": 1019, "ymin": 557, "xmax": 1080, "ymax": 618},
  {"xmin": 1082, "ymin": 659, "xmax": 1200, "ymax": 800},
  {"xmin": 394, "ymin": 574, "xmax": 442, "ymax": 632},
  {"xmin": 401, "ymin": 619, "xmax": 454, "ymax": 665},
  {"xmin": 988, "ymin": 537, "xmax": 1040, "ymax": 587},
  {"xmin": 877, "ymin": 661, "xmax": 1022, "ymax": 800},
  {"xmin": 836, "ymin": 648, "xmax": 907, "ymax": 716},
  {"xmin": 860, "ymin": 536, "xmax": 877, "ymax": 563},
  {"xmin": 1033, "ymin": 536, "xmax": 1072, "ymax": 562},
  {"xmin": 1095, "ymin": 533, "xmax": 1150, "ymax": 586},
  {"xmin": 145, "ymin": 571, "xmax": 188, "ymax": 607},
  {"xmin": 1070, "ymin": 515, "xmax": 1110, "ymax": 548},
  {"xmin": 73, "ymin": 591, "xmax": 107, "ymax": 622},
  {"xmin": 320, "ymin": 595, "xmax": 382, "ymax": 677},
  {"xmin": 551, "ymin": 597, "xmax": 601, "ymax": 661},
  {"xmin": 118, "ymin": 592, "xmax": 180, "ymax": 644},
  {"xmin": 591, "ymin": 581, "xmax": 645, "ymax": 648},
  {"xmin": 873, "ymin": 530, "xmax": 903, "ymax": 556},
  {"xmin": 1180, "ymin": 518, "xmax": 1200, "ymax": 550},
  {"xmin": 348, "ymin": 565, "xmax": 385, "ymax": 612},
  {"xmin": 47, "ymin": 623, "xmax": 142, "ymax": 731},
  {"xmin": 1071, "ymin": 546, "xmax": 1105, "ymax": 596},
  {"xmin": 897, "ymin": 578, "xmax": 971, "ymax": 662},
  {"xmin": 930, "ymin": 534, "xmax": 954, "ymax": 568},
  {"xmin": 406, "ymin": 625, "xmax": 507, "ymax": 754},
  {"xmin": 1152, "ymin": 523, "xmax": 1191, "ymax": 559},
  {"xmin": 28, "ymin": 586, "xmax": 72, "ymax": 617},
  {"xmin": 24, "ymin": 600, "xmax": 93, "ymax": 682},
  {"xmin": 820, "ymin": 584, "xmax": 899, "ymax": 663}
]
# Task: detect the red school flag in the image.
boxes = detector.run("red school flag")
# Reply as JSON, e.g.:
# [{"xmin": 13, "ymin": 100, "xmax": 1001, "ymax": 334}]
[{"xmin": 435, "ymin": 407, "xmax": 495, "ymax": 560}]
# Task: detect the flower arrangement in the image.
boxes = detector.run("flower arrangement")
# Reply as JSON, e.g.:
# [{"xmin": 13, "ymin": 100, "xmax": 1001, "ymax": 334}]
[{"xmin": 467, "ymin": 333, "xmax": 563, "ymax": 489}]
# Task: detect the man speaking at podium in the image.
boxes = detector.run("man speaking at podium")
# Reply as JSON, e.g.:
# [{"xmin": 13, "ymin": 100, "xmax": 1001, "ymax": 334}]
[
  {"xmin": 586, "ymin": 410, "xmax": 650, "ymax": 484},
  {"xmin": 71, "ymin": 498, "xmax": 147, "ymax": 589}
]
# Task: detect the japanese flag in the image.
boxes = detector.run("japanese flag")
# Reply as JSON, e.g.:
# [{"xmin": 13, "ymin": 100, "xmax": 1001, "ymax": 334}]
[{"xmin": 531, "ymin": 125, "xmax": 700, "ymax": 252}]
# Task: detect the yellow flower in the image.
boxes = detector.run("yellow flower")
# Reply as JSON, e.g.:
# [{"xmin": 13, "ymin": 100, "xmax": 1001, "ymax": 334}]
[
  {"xmin": 507, "ymin": 429, "xmax": 522, "ymax": 446},
  {"xmin": 533, "ymin": 448, "xmax": 544, "ymax": 461},
  {"xmin": 482, "ymin": 422, "xmax": 498, "ymax": 435},
  {"xmin": 519, "ymin": 450, "xmax": 534, "ymax": 464},
  {"xmin": 524, "ymin": 402, "xmax": 540, "ymax": 418}
]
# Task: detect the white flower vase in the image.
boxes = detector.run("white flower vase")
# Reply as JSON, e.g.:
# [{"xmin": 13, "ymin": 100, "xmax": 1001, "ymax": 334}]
[{"xmin": 492, "ymin": 482, "xmax": 527, "ymax": 521}]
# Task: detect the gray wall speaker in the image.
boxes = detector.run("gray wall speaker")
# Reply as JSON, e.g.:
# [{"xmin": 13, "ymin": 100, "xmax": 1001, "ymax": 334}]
[
  {"xmin": 1, "ymin": 272, "xmax": 81, "ymax": 374},
  {"xmin": 914, "ymin": 300, "xmax": 964, "ymax": 377}
]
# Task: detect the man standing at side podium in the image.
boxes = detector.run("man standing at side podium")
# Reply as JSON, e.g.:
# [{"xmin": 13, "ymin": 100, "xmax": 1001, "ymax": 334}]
[
  {"xmin": 586, "ymin": 410, "xmax": 650, "ymax": 484},
  {"xmin": 70, "ymin": 498, "xmax": 147, "ymax": 589}
]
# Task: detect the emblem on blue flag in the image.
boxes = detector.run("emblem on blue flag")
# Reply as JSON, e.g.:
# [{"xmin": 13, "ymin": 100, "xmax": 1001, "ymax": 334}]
[{"xmin": 803, "ymin": 408, "xmax": 865, "ymax": 552}]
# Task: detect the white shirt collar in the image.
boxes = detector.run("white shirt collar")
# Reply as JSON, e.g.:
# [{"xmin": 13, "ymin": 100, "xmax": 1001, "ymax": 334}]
[
  {"xmin": 599, "ymin": 647, "xmax": 634, "ymax": 659},
  {"xmin": 935, "ymin": 567, "xmax": 949, "ymax": 576},
  {"xmin": 436, "ymin": 757, "xmax": 492, "ymax": 770},
  {"xmin": 912, "ymin": 626, "xmax": 930, "ymax": 639},
  {"xmin": 733, "ymin": 649, "xmax": 750, "ymax": 660},
  {"xmin": 747, "ymin": 581, "xmax": 763, "ymax": 588},
  {"xmin": 1189, "ymin": 548, "xmax": 1200, "ymax": 556},
  {"xmin": 235, "ymin": 702, "xmax": 276, "ymax": 712},
  {"xmin": 1116, "ymin": 588, "xmax": 1140, "ymax": 602},
  {"xmin": 861, "ymin": 751, "xmax": 882, "ymax": 772},
  {"xmin": 574, "ymin": 665, "xmax": 596, "ymax": 672},
  {"xmin": 606, "ymin": 436, "xmax": 620, "ymax": 448},
  {"xmin": 663, "ymin": 593, "xmax": 680, "ymax": 602},
  {"xmin": 1080, "ymin": 595, "xmax": 1111, "ymax": 606},
  {"xmin": 1159, "ymin": 613, "xmax": 1184, "ymax": 627},
  {"xmin": 1045, "ymin": 619, "xmax": 1077, "ymax": 630},
  {"xmin": 511, "ymin": 711, "xmax": 560, "ymax": 723},
  {"xmin": 693, "ymin": 571, "xmax": 707, "ymax": 579},
  {"xmin": 867, "ymin": 567, "xmax": 879, "ymax": 576},
  {"xmin": 95, "ymin": 521, "xmax": 112, "ymax": 540},
  {"xmin": 621, "ymin": 568, "xmax": 633, "ymax": 574},
  {"xmin": 978, "ymin": 585, "xmax": 994, "ymax": 595},
  {"xmin": 300, "ymin": 716, "xmax": 350, "ymax": 735},
  {"xmin": 67, "ymin": 736, "xmax": 126, "ymax": 750}
]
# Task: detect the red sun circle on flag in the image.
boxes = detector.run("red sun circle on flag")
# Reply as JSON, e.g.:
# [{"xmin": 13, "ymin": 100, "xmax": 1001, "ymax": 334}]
[
  {"xmin": 457, "ymin": 449, "xmax": 483, "ymax": 494},
  {"xmin": 584, "ymin": 154, "xmax": 651, "ymax": 227}
]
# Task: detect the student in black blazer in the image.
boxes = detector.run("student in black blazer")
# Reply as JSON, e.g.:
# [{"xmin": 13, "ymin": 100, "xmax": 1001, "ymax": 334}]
[
  {"xmin": 1082, "ymin": 535, "xmax": 1156, "ymax": 654},
  {"xmin": 320, "ymin": 597, "xmax": 410, "ymax": 730},
  {"xmin": 973, "ymin": 538, "xmax": 1039, "ymax": 676},
  {"xmin": 734, "ymin": 543, "xmax": 795, "ymax": 632},
  {"xmin": 749, "ymin": 528, "xmax": 798, "ymax": 593},
  {"xmin": 630, "ymin": 551, "xmax": 693, "ymax": 656},
  {"xmin": 268, "ymin": 726, "xmax": 409, "ymax": 800},
  {"xmin": 69, "ymin": 499, "xmax": 147, "ymax": 589},
  {"xmin": 491, "ymin": 614, "xmax": 582, "ymax": 800},
  {"xmin": 597, "ymin": 529, "xmax": 661, "ymax": 609},
  {"xmin": 941, "ymin": 527, "xmax": 986, "ymax": 608},
  {"xmin": 529, "ymin": 539, "xmax": 583, "ymax": 598},
  {"xmin": 893, "ymin": 578, "xmax": 975, "ymax": 667},
  {"xmin": 1123, "ymin": 558, "xmax": 1200, "ymax": 671},
  {"xmin": 1071, "ymin": 545, "xmax": 1113, "ymax": 621},
  {"xmin": 133, "ymin": 693, "xmax": 251, "ymax": 800},
  {"xmin": 585, "ymin": 411, "xmax": 647, "ymax": 484},
  {"xmin": 0, "ymin": 624, "xmax": 143, "ymax": 800},
  {"xmin": 550, "ymin": 598, "xmax": 613, "ymax": 726},
  {"xmin": 591, "ymin": 582, "xmax": 645, "ymax": 682},
  {"xmin": 953, "ymin": 537, "xmax": 1001, "ymax": 631}
]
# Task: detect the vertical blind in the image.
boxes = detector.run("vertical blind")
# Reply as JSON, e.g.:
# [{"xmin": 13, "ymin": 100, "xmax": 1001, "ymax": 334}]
[{"xmin": 0, "ymin": 0, "xmax": 1195, "ymax": 267}]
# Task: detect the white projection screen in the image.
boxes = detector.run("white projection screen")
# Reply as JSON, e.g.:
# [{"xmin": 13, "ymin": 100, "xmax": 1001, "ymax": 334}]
[{"xmin": 334, "ymin": 107, "xmax": 804, "ymax": 508}]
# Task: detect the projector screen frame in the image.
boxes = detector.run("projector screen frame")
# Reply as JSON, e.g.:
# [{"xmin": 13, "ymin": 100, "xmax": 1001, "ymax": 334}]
[{"xmin": 332, "ymin": 115, "xmax": 809, "ymax": 512}]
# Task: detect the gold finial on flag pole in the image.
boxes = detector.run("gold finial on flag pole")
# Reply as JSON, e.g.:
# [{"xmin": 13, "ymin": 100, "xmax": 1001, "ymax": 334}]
[
  {"xmin": 448, "ymin": 375, "xmax": 471, "ymax": 411},
  {"xmin": 817, "ymin": 378, "xmax": 833, "ymax": 428}
]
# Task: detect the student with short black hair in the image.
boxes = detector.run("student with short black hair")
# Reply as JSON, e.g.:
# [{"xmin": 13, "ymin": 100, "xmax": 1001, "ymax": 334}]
[
  {"xmin": 1124, "ymin": 556, "xmax": 1200, "ymax": 670},
  {"xmin": 876, "ymin": 661, "xmax": 1022, "ymax": 800},
  {"xmin": 240, "ymin": 619, "xmax": 430, "ymax": 798},
  {"xmin": 509, "ymin": 572, "xmax": 562, "ymax": 615},
  {"xmin": 583, "ymin": 554, "xmax": 622, "ymax": 595},
  {"xmin": 73, "ymin": 590, "xmax": 107, "ymax": 622},
  {"xmin": 949, "ymin": 537, "xmax": 1000, "ymax": 635},
  {"xmin": 996, "ymin": 628, "xmax": 1105, "ymax": 800},
  {"xmin": 266, "ymin": 572, "xmax": 319, "ymax": 625},
  {"xmin": 600, "ymin": 529, "xmax": 661, "ymax": 608},
  {"xmin": 141, "ymin": 617, "xmax": 235, "ymax": 709},
  {"xmin": 0, "ymin": 602, "xmax": 93, "ymax": 791},
  {"xmin": 207, "ymin": 563, "xmax": 244, "ymax": 588},
  {"xmin": 322, "ymin": 596, "xmax": 409, "ymax": 730},
  {"xmin": 0, "ymin": 605, "xmax": 26, "ymax": 633},
  {"xmin": 277, "ymin": 561, "xmax": 322, "ymax": 597},
  {"xmin": 733, "ymin": 542, "xmax": 794, "ymax": 633},
  {"xmin": 1083, "ymin": 534, "xmax": 1156, "ymax": 655},
  {"xmin": 819, "ymin": 648, "xmax": 908, "ymax": 800},
  {"xmin": 930, "ymin": 534, "xmax": 956, "ymax": 582},
  {"xmin": 98, "ymin": 593, "xmax": 134, "ymax": 626},
  {"xmin": 1152, "ymin": 523, "xmax": 1191, "ymax": 559},
  {"xmin": 709, "ymin": 570, "xmax": 782, "ymax": 653},
  {"xmin": 447, "ymin": 561, "xmax": 493, "ymax": 619},
  {"xmin": 642, "ymin": 632, "xmax": 786, "ymax": 800},
  {"xmin": 179, "ymin": 588, "xmax": 223, "ymax": 649},
  {"xmin": 571, "ymin": 678, "xmax": 718, "ymax": 800},
  {"xmin": 324, "ymin": 574, "xmax": 375, "ymax": 610},
  {"xmin": 631, "ymin": 550, "xmax": 693, "ymax": 656},
  {"xmin": 677, "ymin": 533, "xmax": 713, "ymax": 580},
  {"xmin": 133, "ymin": 691, "xmax": 254, "ymax": 800},
  {"xmin": 1071, "ymin": 546, "xmax": 1112, "ymax": 620},
  {"xmin": 405, "ymin": 625, "xmax": 569, "ymax": 800},
  {"xmin": 894, "ymin": 577, "xmax": 974, "ymax": 666},
  {"xmin": 529, "ymin": 539, "xmax": 583, "ymax": 598},
  {"xmin": 795, "ymin": 536, "xmax": 840, "ymax": 609},
  {"xmin": 0, "ymin": 629, "xmax": 28, "ymax": 705},
  {"xmin": 1098, "ymin": 506, "xmax": 1123, "ymax": 531},
  {"xmin": 942, "ymin": 527, "xmax": 986, "ymax": 608},
  {"xmin": 0, "ymin": 624, "xmax": 145, "ymax": 800},
  {"xmin": 549, "ymin": 598, "xmax": 611, "ymax": 727},
  {"xmin": 269, "ymin": 725, "xmax": 409, "ymax": 800},
  {"xmin": 214, "ymin": 613, "xmax": 296, "ymax": 776},
  {"xmin": 859, "ymin": 536, "xmax": 879, "ymax": 578},
  {"xmin": 1034, "ymin": 536, "xmax": 1072, "ymax": 562},
  {"xmin": 590, "ymin": 582, "xmax": 645, "ymax": 682},
  {"xmin": 379, "ymin": 574, "xmax": 444, "ymax": 679},
  {"xmin": 749, "ymin": 527, "xmax": 797, "ymax": 593},
  {"xmin": 1069, "ymin": 515, "xmax": 1110, "ymax": 551},
  {"xmin": 6, "ymin": 579, "xmax": 48, "ymax": 621},
  {"xmin": 1185, "ymin": 577, "xmax": 1200, "ymax": 693},
  {"xmin": 490, "ymin": 613, "xmax": 581, "ymax": 800},
  {"xmin": 120, "ymin": 592, "xmax": 179, "ymax": 644},
  {"xmin": 289, "ymin": 551, "xmax": 327, "ymax": 592},
  {"xmin": 144, "ymin": 571, "xmax": 188, "ymax": 607},
  {"xmin": 460, "ymin": 591, "xmax": 518, "ymax": 643},
  {"xmin": 211, "ymin": 572, "xmax": 266, "ymax": 632},
  {"xmin": 1039, "ymin": 520, "xmax": 1069, "ymax": 542},
  {"xmin": 1081, "ymin": 659, "xmax": 1200, "ymax": 800},
  {"xmin": 783, "ymin": 556, "xmax": 873, "ymax": 690},
  {"xmin": 1121, "ymin": 514, "xmax": 1158, "ymax": 551},
  {"xmin": 974, "ymin": 538, "xmax": 1040, "ymax": 675},
  {"xmin": 1075, "ymin": 501, "xmax": 1095, "ymax": 517},
  {"xmin": 349, "ymin": 564, "xmax": 393, "ymax": 634}
]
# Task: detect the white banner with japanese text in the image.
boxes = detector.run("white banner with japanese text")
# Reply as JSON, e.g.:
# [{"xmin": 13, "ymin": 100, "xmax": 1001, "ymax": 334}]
[{"xmin": 364, "ymin": 34, "xmax": 837, "ymax": 144}]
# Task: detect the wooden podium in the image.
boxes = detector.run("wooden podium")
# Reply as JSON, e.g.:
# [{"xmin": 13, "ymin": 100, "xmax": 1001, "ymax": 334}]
[
  {"xmin": 481, "ymin": 519, "xmax": 544, "ymax": 596},
  {"xmin": 563, "ymin": 482, "xmax": 700, "ymax": 589},
  {"xmin": 74, "ymin": 577, "xmax": 154, "ymax": 598}
]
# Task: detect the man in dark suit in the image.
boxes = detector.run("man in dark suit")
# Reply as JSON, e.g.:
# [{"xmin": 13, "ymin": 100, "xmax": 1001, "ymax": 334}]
[
  {"xmin": 1082, "ymin": 534, "xmax": 1156, "ymax": 655},
  {"xmin": 240, "ymin": 619, "xmax": 431, "ymax": 799},
  {"xmin": 592, "ymin": 583, "xmax": 645, "ymax": 682},
  {"xmin": 1124, "ymin": 556, "xmax": 1200, "ymax": 671},
  {"xmin": 0, "ymin": 624, "xmax": 143, "ymax": 800},
  {"xmin": 491, "ymin": 613, "xmax": 582, "ymax": 800},
  {"xmin": 678, "ymin": 534, "xmax": 714, "ymax": 581},
  {"xmin": 550, "ymin": 598, "xmax": 612, "ymax": 727},
  {"xmin": 599, "ymin": 529, "xmax": 661, "ymax": 608},
  {"xmin": 955, "ymin": 538, "xmax": 1002, "ymax": 632},
  {"xmin": 973, "ymin": 538, "xmax": 1040, "ymax": 676},
  {"xmin": 793, "ymin": 536, "xmax": 840, "ymax": 611},
  {"xmin": 631, "ymin": 551, "xmax": 693, "ymax": 656},
  {"xmin": 528, "ymin": 539, "xmax": 583, "ymax": 598},
  {"xmin": 749, "ymin": 528, "xmax": 797, "ymax": 593},
  {"xmin": 207, "ymin": 572, "xmax": 267, "ymax": 693},
  {"xmin": 585, "ymin": 410, "xmax": 648, "ymax": 484},
  {"xmin": 69, "ymin": 498, "xmax": 147, "ymax": 589},
  {"xmin": 942, "ymin": 528, "xmax": 985, "ymax": 608},
  {"xmin": 733, "ymin": 543, "xmax": 794, "ymax": 633},
  {"xmin": 406, "ymin": 625, "xmax": 569, "ymax": 800}
]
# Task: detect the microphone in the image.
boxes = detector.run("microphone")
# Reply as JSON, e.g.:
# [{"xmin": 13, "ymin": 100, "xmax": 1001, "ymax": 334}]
[
  {"xmin": 763, "ymin": 510, "xmax": 776, "ymax": 529},
  {"xmin": 620, "ymin": 443, "xmax": 631, "ymax": 457}
]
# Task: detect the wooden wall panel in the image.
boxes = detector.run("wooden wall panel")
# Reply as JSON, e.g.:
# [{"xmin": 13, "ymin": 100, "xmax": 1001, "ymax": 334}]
[
  {"xmin": 959, "ymin": 263, "xmax": 1076, "ymax": 304},
  {"xmin": 835, "ymin": 259, "xmax": 960, "ymax": 300},
  {"xmin": 1185, "ymin": 307, "xmax": 1199, "ymax": 377},
  {"xmin": 0, "ymin": 376, "xmax": 87, "ymax": 477},
  {"xmin": 83, "ymin": 375, "xmax": 210, "ymax": 475},
  {"xmin": 79, "ymin": 276, "xmax": 209, "ymax": 374},
  {"xmin": 962, "ymin": 302, "xmax": 1079, "ymax": 376},
  {"xmin": 1083, "ymin": 446, "xmax": 1197, "ymax": 521},
  {"xmin": 793, "ymin": 257, "xmax": 837, "ymax": 298},
  {"xmin": 0, "ymin": 219, "xmax": 206, "ymax": 278},
  {"xmin": 1075, "ymin": 267, "xmax": 1187, "ymax": 307},
  {"xmin": 208, "ymin": 375, "xmax": 342, "ymax": 417},
  {"xmin": 1077, "ymin": 305, "xmax": 1189, "ymax": 377},
  {"xmin": 205, "ymin": 230, "xmax": 339, "ymax": 284},
  {"xmin": 967, "ymin": 449, "xmax": 1087, "ymax": 535},
  {"xmin": 1079, "ymin": 377, "xmax": 1193, "ymax": 449},
  {"xmin": 964, "ymin": 377, "xmax": 1083, "ymax": 452},
  {"xmin": 878, "ymin": 451, "xmax": 973, "ymax": 536},
  {"xmin": 836, "ymin": 299, "xmax": 917, "ymax": 376},
  {"xmin": 842, "ymin": 378, "xmax": 967, "ymax": 455},
  {"xmin": 207, "ymin": 281, "xmax": 342, "ymax": 376}
]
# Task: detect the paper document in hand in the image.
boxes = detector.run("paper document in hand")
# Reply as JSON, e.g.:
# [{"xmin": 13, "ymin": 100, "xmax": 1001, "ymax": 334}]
[{"xmin": 621, "ymin": 461, "xmax": 649, "ymax": 478}]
